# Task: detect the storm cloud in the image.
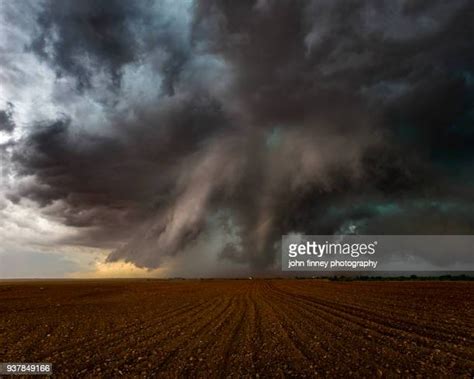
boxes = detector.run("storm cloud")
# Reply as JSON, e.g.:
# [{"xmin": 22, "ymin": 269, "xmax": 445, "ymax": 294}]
[{"xmin": 2, "ymin": 0, "xmax": 474, "ymax": 273}]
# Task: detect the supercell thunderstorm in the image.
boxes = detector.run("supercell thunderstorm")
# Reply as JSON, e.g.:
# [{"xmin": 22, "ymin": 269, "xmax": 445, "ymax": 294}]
[{"xmin": 1, "ymin": 0, "xmax": 474, "ymax": 274}]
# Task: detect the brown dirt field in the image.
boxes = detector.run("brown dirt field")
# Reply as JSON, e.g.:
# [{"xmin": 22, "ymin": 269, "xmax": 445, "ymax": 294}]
[{"xmin": 0, "ymin": 279, "xmax": 473, "ymax": 378}]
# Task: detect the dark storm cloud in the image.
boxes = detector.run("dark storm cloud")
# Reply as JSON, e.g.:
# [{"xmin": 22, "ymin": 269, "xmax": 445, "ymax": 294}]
[
  {"xmin": 0, "ymin": 103, "xmax": 15, "ymax": 132},
  {"xmin": 30, "ymin": 0, "xmax": 141, "ymax": 88},
  {"xmin": 11, "ymin": 92, "xmax": 229, "ymax": 245},
  {"xmin": 9, "ymin": 0, "xmax": 474, "ymax": 271},
  {"xmin": 30, "ymin": 0, "xmax": 192, "ymax": 93}
]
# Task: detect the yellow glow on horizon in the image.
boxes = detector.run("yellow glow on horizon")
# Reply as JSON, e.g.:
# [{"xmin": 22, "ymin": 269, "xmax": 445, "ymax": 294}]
[{"xmin": 68, "ymin": 260, "xmax": 167, "ymax": 279}]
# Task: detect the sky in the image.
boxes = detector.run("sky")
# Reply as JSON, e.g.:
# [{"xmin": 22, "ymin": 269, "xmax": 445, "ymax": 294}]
[{"xmin": 0, "ymin": 0, "xmax": 474, "ymax": 278}]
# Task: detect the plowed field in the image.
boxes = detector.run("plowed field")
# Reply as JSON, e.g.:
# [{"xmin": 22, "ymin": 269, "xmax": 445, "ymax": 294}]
[{"xmin": 1, "ymin": 279, "xmax": 473, "ymax": 377}]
